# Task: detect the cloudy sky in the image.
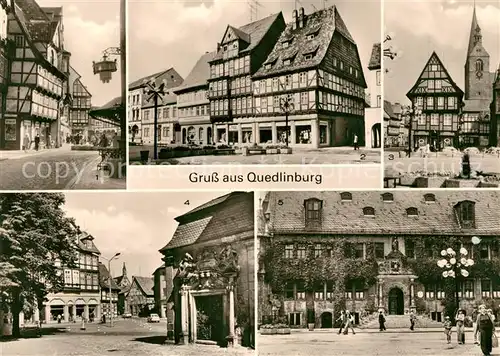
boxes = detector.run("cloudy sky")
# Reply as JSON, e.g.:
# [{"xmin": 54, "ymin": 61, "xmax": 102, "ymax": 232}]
[
  {"xmin": 36, "ymin": 0, "xmax": 121, "ymax": 106},
  {"xmin": 385, "ymin": 0, "xmax": 500, "ymax": 105},
  {"xmin": 129, "ymin": 0, "xmax": 381, "ymax": 83},
  {"xmin": 63, "ymin": 191, "xmax": 232, "ymax": 278}
]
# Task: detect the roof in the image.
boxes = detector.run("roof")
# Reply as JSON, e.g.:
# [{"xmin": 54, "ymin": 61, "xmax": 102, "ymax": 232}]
[
  {"xmin": 153, "ymin": 264, "xmax": 166, "ymax": 275},
  {"xmin": 98, "ymin": 263, "xmax": 121, "ymax": 290},
  {"xmin": 254, "ymin": 6, "xmax": 361, "ymax": 81},
  {"xmin": 264, "ymin": 191, "xmax": 500, "ymax": 236},
  {"xmin": 174, "ymin": 52, "xmax": 215, "ymax": 93},
  {"xmin": 142, "ymin": 93, "xmax": 177, "ymax": 109},
  {"xmin": 15, "ymin": 0, "xmax": 59, "ymax": 42},
  {"xmin": 41, "ymin": 6, "xmax": 62, "ymax": 19},
  {"xmin": 15, "ymin": 0, "xmax": 50, "ymax": 21},
  {"xmin": 384, "ymin": 100, "xmax": 396, "ymax": 119},
  {"xmin": 467, "ymin": 5, "xmax": 481, "ymax": 56},
  {"xmin": 132, "ymin": 276, "xmax": 154, "ymax": 296},
  {"xmin": 368, "ymin": 43, "xmax": 381, "ymax": 70},
  {"xmin": 160, "ymin": 192, "xmax": 254, "ymax": 252},
  {"xmin": 89, "ymin": 96, "xmax": 122, "ymax": 125},
  {"xmin": 212, "ymin": 13, "xmax": 283, "ymax": 61},
  {"xmin": 129, "ymin": 68, "xmax": 183, "ymax": 90}
]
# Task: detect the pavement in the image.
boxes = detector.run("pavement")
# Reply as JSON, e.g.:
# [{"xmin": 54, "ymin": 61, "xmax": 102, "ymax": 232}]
[
  {"xmin": 130, "ymin": 145, "xmax": 381, "ymax": 165},
  {"xmin": 0, "ymin": 145, "xmax": 126, "ymax": 190},
  {"xmin": 258, "ymin": 328, "xmax": 499, "ymax": 356},
  {"xmin": 1, "ymin": 318, "xmax": 253, "ymax": 356}
]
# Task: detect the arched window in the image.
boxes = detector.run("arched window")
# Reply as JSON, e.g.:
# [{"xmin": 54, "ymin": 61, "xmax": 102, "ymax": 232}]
[
  {"xmin": 340, "ymin": 192, "xmax": 352, "ymax": 201},
  {"xmin": 381, "ymin": 192, "xmax": 394, "ymax": 202},
  {"xmin": 475, "ymin": 59, "xmax": 483, "ymax": 72},
  {"xmin": 454, "ymin": 200, "xmax": 475, "ymax": 228},
  {"xmin": 363, "ymin": 207, "xmax": 375, "ymax": 216},
  {"xmin": 424, "ymin": 193, "xmax": 436, "ymax": 202},
  {"xmin": 199, "ymin": 127, "xmax": 204, "ymax": 143},
  {"xmin": 406, "ymin": 207, "xmax": 418, "ymax": 217}
]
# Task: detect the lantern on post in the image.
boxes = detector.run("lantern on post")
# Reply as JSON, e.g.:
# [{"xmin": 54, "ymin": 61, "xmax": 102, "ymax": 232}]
[{"xmin": 92, "ymin": 48, "xmax": 121, "ymax": 84}]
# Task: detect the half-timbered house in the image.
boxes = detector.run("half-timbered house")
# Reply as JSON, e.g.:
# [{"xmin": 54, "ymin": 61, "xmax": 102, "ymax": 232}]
[
  {"xmin": 68, "ymin": 66, "xmax": 92, "ymax": 140},
  {"xmin": 406, "ymin": 52, "xmax": 464, "ymax": 151},
  {"xmin": 207, "ymin": 13, "xmax": 286, "ymax": 145},
  {"xmin": 126, "ymin": 276, "xmax": 155, "ymax": 316},
  {"xmin": 2, "ymin": 0, "xmax": 68, "ymax": 150},
  {"xmin": 252, "ymin": 6, "xmax": 367, "ymax": 148}
]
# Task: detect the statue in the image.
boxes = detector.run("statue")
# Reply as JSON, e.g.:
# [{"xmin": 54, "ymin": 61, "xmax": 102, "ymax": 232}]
[
  {"xmin": 219, "ymin": 245, "xmax": 239, "ymax": 273},
  {"xmin": 391, "ymin": 237, "xmax": 399, "ymax": 252},
  {"xmin": 178, "ymin": 253, "xmax": 197, "ymax": 280}
]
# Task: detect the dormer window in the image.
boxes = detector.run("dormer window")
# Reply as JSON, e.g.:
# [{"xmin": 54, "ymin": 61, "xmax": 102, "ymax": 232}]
[
  {"xmin": 307, "ymin": 34, "xmax": 316, "ymax": 40},
  {"xmin": 283, "ymin": 41, "xmax": 289, "ymax": 48},
  {"xmin": 305, "ymin": 198, "xmax": 322, "ymax": 226},
  {"xmin": 406, "ymin": 207, "xmax": 418, "ymax": 217},
  {"xmin": 363, "ymin": 207, "xmax": 375, "ymax": 217},
  {"xmin": 283, "ymin": 59, "xmax": 291, "ymax": 65},
  {"xmin": 424, "ymin": 193, "xmax": 436, "ymax": 203},
  {"xmin": 306, "ymin": 28, "xmax": 320, "ymax": 40},
  {"xmin": 381, "ymin": 193, "xmax": 393, "ymax": 202},
  {"xmin": 455, "ymin": 200, "xmax": 475, "ymax": 229},
  {"xmin": 340, "ymin": 192, "xmax": 352, "ymax": 201}
]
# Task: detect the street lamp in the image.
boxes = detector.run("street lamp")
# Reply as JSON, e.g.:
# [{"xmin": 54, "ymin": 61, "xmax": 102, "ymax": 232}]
[
  {"xmin": 384, "ymin": 32, "xmax": 403, "ymax": 74},
  {"xmin": 142, "ymin": 79, "xmax": 167, "ymax": 160},
  {"xmin": 97, "ymin": 252, "xmax": 121, "ymax": 327},
  {"xmin": 280, "ymin": 96, "xmax": 294, "ymax": 147},
  {"xmin": 437, "ymin": 247, "xmax": 475, "ymax": 317},
  {"xmin": 401, "ymin": 105, "xmax": 422, "ymax": 157}
]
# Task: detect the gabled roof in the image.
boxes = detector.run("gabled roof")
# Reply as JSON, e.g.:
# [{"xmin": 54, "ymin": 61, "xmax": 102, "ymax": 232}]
[
  {"xmin": 174, "ymin": 51, "xmax": 215, "ymax": 93},
  {"xmin": 128, "ymin": 68, "xmax": 183, "ymax": 91},
  {"xmin": 15, "ymin": 0, "xmax": 50, "ymax": 21},
  {"xmin": 406, "ymin": 51, "xmax": 464, "ymax": 99},
  {"xmin": 176, "ymin": 192, "xmax": 233, "ymax": 221},
  {"xmin": 132, "ymin": 276, "xmax": 154, "ymax": 297},
  {"xmin": 254, "ymin": 6, "xmax": 362, "ymax": 81},
  {"xmin": 212, "ymin": 13, "xmax": 283, "ymax": 61},
  {"xmin": 98, "ymin": 263, "xmax": 121, "ymax": 290},
  {"xmin": 384, "ymin": 100, "xmax": 396, "ymax": 119},
  {"xmin": 226, "ymin": 25, "xmax": 251, "ymax": 44},
  {"xmin": 368, "ymin": 43, "xmax": 381, "ymax": 70},
  {"xmin": 77, "ymin": 233, "xmax": 100, "ymax": 254},
  {"xmin": 264, "ymin": 191, "xmax": 500, "ymax": 235}
]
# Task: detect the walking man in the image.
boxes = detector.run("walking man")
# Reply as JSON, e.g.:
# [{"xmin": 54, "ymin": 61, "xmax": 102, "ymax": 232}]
[
  {"xmin": 443, "ymin": 316, "xmax": 452, "ymax": 344},
  {"xmin": 343, "ymin": 311, "xmax": 356, "ymax": 335},
  {"xmin": 456, "ymin": 310, "xmax": 466, "ymax": 344},
  {"xmin": 353, "ymin": 134, "xmax": 359, "ymax": 150},
  {"xmin": 409, "ymin": 311, "xmax": 416, "ymax": 331},
  {"xmin": 379, "ymin": 311, "xmax": 386, "ymax": 331},
  {"xmin": 34, "ymin": 134, "xmax": 40, "ymax": 151},
  {"xmin": 337, "ymin": 310, "xmax": 346, "ymax": 335}
]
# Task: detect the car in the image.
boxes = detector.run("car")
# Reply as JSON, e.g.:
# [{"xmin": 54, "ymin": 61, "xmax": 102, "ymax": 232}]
[
  {"xmin": 147, "ymin": 313, "xmax": 160, "ymax": 323},
  {"xmin": 122, "ymin": 313, "xmax": 132, "ymax": 318}
]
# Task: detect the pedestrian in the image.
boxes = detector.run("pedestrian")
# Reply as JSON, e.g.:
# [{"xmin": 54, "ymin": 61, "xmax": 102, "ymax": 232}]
[
  {"xmin": 112, "ymin": 132, "xmax": 119, "ymax": 148},
  {"xmin": 443, "ymin": 316, "xmax": 452, "ymax": 344},
  {"xmin": 57, "ymin": 314, "xmax": 61, "ymax": 324},
  {"xmin": 47, "ymin": 134, "xmax": 52, "ymax": 149},
  {"xmin": 476, "ymin": 304, "xmax": 495, "ymax": 356},
  {"xmin": 343, "ymin": 310, "xmax": 356, "ymax": 335},
  {"xmin": 473, "ymin": 307, "xmax": 480, "ymax": 345},
  {"xmin": 456, "ymin": 309, "xmax": 466, "ymax": 344},
  {"xmin": 409, "ymin": 311, "xmax": 416, "ymax": 331},
  {"xmin": 23, "ymin": 133, "xmax": 30, "ymax": 152},
  {"xmin": 336, "ymin": 310, "xmax": 346, "ymax": 335},
  {"xmin": 353, "ymin": 134, "xmax": 359, "ymax": 150},
  {"xmin": 34, "ymin": 134, "xmax": 40, "ymax": 151},
  {"xmin": 379, "ymin": 311, "xmax": 386, "ymax": 331},
  {"xmin": 100, "ymin": 133, "xmax": 109, "ymax": 148}
]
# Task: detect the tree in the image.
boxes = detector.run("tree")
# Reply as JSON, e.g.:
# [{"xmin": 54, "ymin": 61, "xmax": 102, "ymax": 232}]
[{"xmin": 0, "ymin": 193, "xmax": 78, "ymax": 337}]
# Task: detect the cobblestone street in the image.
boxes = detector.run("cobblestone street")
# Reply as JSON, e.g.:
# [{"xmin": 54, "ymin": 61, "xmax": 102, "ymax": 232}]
[
  {"xmin": 258, "ymin": 330, "xmax": 499, "ymax": 356},
  {"xmin": 1, "ymin": 319, "xmax": 254, "ymax": 356},
  {"xmin": 0, "ymin": 148, "xmax": 125, "ymax": 190}
]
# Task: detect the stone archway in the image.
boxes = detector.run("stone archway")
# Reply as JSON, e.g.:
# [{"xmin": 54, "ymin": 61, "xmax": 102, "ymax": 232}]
[
  {"xmin": 320, "ymin": 312, "xmax": 333, "ymax": 328},
  {"xmin": 388, "ymin": 287, "xmax": 404, "ymax": 315},
  {"xmin": 371, "ymin": 123, "xmax": 381, "ymax": 148}
]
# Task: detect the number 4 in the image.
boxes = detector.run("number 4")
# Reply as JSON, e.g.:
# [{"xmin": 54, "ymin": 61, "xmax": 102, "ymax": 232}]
[{"xmin": 184, "ymin": 200, "xmax": 190, "ymax": 205}]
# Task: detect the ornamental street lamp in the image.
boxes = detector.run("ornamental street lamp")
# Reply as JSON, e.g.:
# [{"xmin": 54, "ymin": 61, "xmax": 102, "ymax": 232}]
[
  {"xmin": 95, "ymin": 252, "xmax": 121, "ymax": 327},
  {"xmin": 384, "ymin": 32, "xmax": 403, "ymax": 74},
  {"xmin": 280, "ymin": 96, "xmax": 294, "ymax": 147},
  {"xmin": 401, "ymin": 105, "xmax": 422, "ymax": 157},
  {"xmin": 142, "ymin": 79, "xmax": 167, "ymax": 160}
]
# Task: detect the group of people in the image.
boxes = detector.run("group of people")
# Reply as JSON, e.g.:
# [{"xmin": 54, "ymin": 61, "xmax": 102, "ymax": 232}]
[
  {"xmin": 444, "ymin": 305, "xmax": 497, "ymax": 356},
  {"xmin": 22, "ymin": 133, "xmax": 52, "ymax": 152},
  {"xmin": 336, "ymin": 310, "xmax": 356, "ymax": 335}
]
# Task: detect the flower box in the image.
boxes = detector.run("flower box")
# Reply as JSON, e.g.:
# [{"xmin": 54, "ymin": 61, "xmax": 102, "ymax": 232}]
[
  {"xmin": 279, "ymin": 147, "xmax": 293, "ymax": 154},
  {"xmin": 275, "ymin": 327, "xmax": 290, "ymax": 334},
  {"xmin": 260, "ymin": 328, "xmax": 277, "ymax": 335},
  {"xmin": 266, "ymin": 148, "xmax": 279, "ymax": 154}
]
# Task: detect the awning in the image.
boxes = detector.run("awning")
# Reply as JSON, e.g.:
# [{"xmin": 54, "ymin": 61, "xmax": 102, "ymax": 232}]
[{"xmin": 89, "ymin": 96, "xmax": 123, "ymax": 127}]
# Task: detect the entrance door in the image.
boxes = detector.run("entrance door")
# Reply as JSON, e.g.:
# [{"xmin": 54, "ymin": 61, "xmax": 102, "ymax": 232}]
[
  {"xmin": 320, "ymin": 312, "xmax": 333, "ymax": 328},
  {"xmin": 388, "ymin": 288, "xmax": 404, "ymax": 315},
  {"xmin": 195, "ymin": 295, "xmax": 224, "ymax": 345}
]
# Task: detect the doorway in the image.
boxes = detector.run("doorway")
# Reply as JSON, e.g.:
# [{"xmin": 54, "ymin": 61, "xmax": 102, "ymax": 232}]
[
  {"xmin": 320, "ymin": 312, "xmax": 333, "ymax": 328},
  {"xmin": 388, "ymin": 288, "xmax": 404, "ymax": 315},
  {"xmin": 195, "ymin": 295, "xmax": 224, "ymax": 345}
]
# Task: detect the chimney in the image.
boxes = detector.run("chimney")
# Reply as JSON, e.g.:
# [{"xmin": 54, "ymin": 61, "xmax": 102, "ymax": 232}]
[
  {"xmin": 217, "ymin": 42, "xmax": 221, "ymax": 52},
  {"xmin": 298, "ymin": 7, "xmax": 305, "ymax": 28},
  {"xmin": 292, "ymin": 9, "xmax": 298, "ymax": 30}
]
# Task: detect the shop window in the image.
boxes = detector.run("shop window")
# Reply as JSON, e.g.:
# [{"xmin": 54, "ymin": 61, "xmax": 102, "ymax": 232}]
[{"xmin": 296, "ymin": 126, "xmax": 311, "ymax": 144}]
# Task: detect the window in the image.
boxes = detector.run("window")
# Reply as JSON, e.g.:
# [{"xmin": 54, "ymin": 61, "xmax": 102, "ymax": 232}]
[
  {"xmin": 463, "ymin": 280, "xmax": 474, "ymax": 298},
  {"xmin": 437, "ymin": 97, "xmax": 444, "ymax": 109},
  {"xmin": 455, "ymin": 201, "xmax": 475, "ymax": 228},
  {"xmin": 289, "ymin": 312, "xmax": 301, "ymax": 326},
  {"xmin": 283, "ymin": 41, "xmax": 289, "ymax": 48},
  {"xmin": 376, "ymin": 71, "xmax": 381, "ymax": 86},
  {"xmin": 405, "ymin": 240, "xmax": 415, "ymax": 258},
  {"xmin": 427, "ymin": 97, "xmax": 434, "ymax": 108},
  {"xmin": 375, "ymin": 243, "xmax": 385, "ymax": 259},
  {"xmin": 381, "ymin": 192, "xmax": 393, "ymax": 202},
  {"xmin": 443, "ymin": 114, "xmax": 452, "ymax": 126},
  {"xmin": 424, "ymin": 193, "xmax": 436, "ymax": 202},
  {"xmin": 314, "ymin": 244, "xmax": 323, "ymax": 258},
  {"xmin": 482, "ymin": 279, "xmax": 491, "ymax": 298},
  {"xmin": 354, "ymin": 243, "xmax": 364, "ymax": 259},
  {"xmin": 431, "ymin": 113, "xmax": 439, "ymax": 126},
  {"xmin": 479, "ymin": 244, "xmax": 489, "ymax": 259},
  {"xmin": 430, "ymin": 64, "xmax": 438, "ymax": 71},
  {"xmin": 314, "ymin": 283, "xmax": 324, "ymax": 300},
  {"xmin": 284, "ymin": 244, "xmax": 294, "ymax": 258},
  {"xmin": 476, "ymin": 59, "xmax": 483, "ymax": 72},
  {"xmin": 283, "ymin": 59, "xmax": 291, "ymax": 65},
  {"xmin": 296, "ymin": 281, "xmax": 305, "ymax": 299},
  {"xmin": 406, "ymin": 207, "xmax": 418, "ymax": 216},
  {"xmin": 305, "ymin": 198, "xmax": 322, "ymax": 225},
  {"xmin": 435, "ymin": 81, "xmax": 442, "ymax": 90},
  {"xmin": 326, "ymin": 281, "xmax": 334, "ymax": 299},
  {"xmin": 425, "ymin": 284, "xmax": 435, "ymax": 299},
  {"xmin": 416, "ymin": 97, "xmax": 423, "ymax": 107},
  {"xmin": 363, "ymin": 207, "xmax": 375, "ymax": 216},
  {"xmin": 436, "ymin": 283, "xmax": 445, "ymax": 299},
  {"xmin": 297, "ymin": 246, "xmax": 306, "ymax": 259},
  {"xmin": 285, "ymin": 281, "xmax": 294, "ymax": 299},
  {"xmin": 340, "ymin": 192, "xmax": 352, "ymax": 201},
  {"xmin": 418, "ymin": 114, "xmax": 426, "ymax": 125},
  {"xmin": 493, "ymin": 280, "xmax": 500, "ymax": 298}
]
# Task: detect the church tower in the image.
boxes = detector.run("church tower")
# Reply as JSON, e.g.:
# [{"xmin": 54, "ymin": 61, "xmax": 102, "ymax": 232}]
[
  {"xmin": 122, "ymin": 262, "xmax": 128, "ymax": 280},
  {"xmin": 464, "ymin": 4, "xmax": 491, "ymax": 101}
]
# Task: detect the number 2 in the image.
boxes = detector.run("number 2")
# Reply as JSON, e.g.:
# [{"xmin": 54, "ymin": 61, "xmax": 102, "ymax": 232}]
[{"xmin": 360, "ymin": 154, "xmax": 366, "ymax": 160}]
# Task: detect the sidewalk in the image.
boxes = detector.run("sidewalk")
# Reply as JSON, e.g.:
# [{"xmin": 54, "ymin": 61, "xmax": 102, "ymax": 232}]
[
  {"xmin": 288, "ymin": 327, "xmax": 499, "ymax": 334},
  {"xmin": 66, "ymin": 155, "xmax": 126, "ymax": 190},
  {"xmin": 0, "ymin": 145, "xmax": 71, "ymax": 161}
]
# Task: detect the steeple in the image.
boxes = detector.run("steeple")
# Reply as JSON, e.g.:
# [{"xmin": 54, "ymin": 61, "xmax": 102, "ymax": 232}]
[
  {"xmin": 467, "ymin": 1, "xmax": 482, "ymax": 55},
  {"xmin": 122, "ymin": 262, "xmax": 127, "ymax": 278}
]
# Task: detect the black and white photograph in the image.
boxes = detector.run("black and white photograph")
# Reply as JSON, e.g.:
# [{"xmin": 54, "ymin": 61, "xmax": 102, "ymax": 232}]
[
  {"xmin": 0, "ymin": 191, "xmax": 255, "ymax": 355},
  {"xmin": 384, "ymin": 0, "xmax": 500, "ymax": 189},
  {"xmin": 257, "ymin": 190, "xmax": 500, "ymax": 356},
  {"xmin": 128, "ymin": 0, "xmax": 381, "ymax": 165},
  {"xmin": 0, "ymin": 0, "xmax": 126, "ymax": 190}
]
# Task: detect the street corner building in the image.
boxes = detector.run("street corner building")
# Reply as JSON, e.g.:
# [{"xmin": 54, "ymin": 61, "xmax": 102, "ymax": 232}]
[
  {"xmin": 0, "ymin": 0, "xmax": 73, "ymax": 150},
  {"xmin": 125, "ymin": 276, "xmax": 154, "ymax": 317},
  {"xmin": 159, "ymin": 192, "xmax": 255, "ymax": 348},
  {"xmin": 209, "ymin": 6, "xmax": 367, "ymax": 149},
  {"xmin": 405, "ymin": 4, "xmax": 500, "ymax": 150},
  {"xmin": 257, "ymin": 190, "xmax": 500, "ymax": 330}
]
